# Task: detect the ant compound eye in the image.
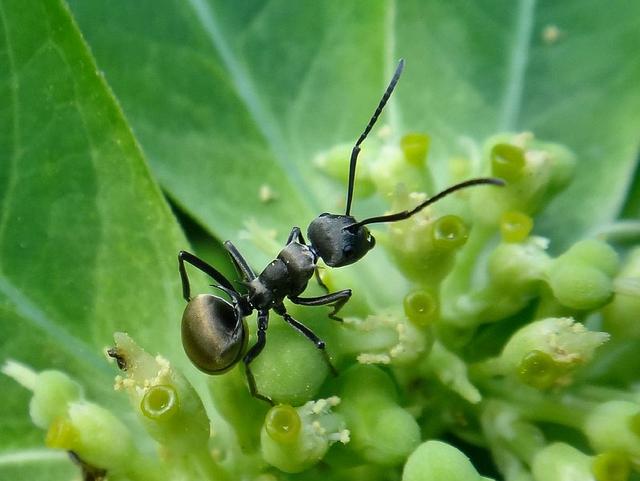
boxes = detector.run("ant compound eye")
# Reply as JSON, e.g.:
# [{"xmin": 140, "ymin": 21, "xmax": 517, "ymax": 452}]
[
  {"xmin": 368, "ymin": 235, "xmax": 376, "ymax": 248},
  {"xmin": 342, "ymin": 244, "xmax": 354, "ymax": 257}
]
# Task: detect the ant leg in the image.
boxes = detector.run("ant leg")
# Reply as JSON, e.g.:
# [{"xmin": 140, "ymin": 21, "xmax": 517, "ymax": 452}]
[
  {"xmin": 286, "ymin": 227, "xmax": 306, "ymax": 245},
  {"xmin": 178, "ymin": 250, "xmax": 236, "ymax": 301},
  {"xmin": 314, "ymin": 267, "xmax": 329, "ymax": 294},
  {"xmin": 223, "ymin": 241, "xmax": 257, "ymax": 282},
  {"xmin": 279, "ymin": 310, "xmax": 338, "ymax": 376},
  {"xmin": 243, "ymin": 309, "xmax": 273, "ymax": 404},
  {"xmin": 290, "ymin": 289, "xmax": 352, "ymax": 321}
]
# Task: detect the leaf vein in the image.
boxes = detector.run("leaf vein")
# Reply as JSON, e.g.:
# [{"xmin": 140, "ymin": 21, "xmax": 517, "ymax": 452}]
[{"xmin": 498, "ymin": 0, "xmax": 536, "ymax": 131}]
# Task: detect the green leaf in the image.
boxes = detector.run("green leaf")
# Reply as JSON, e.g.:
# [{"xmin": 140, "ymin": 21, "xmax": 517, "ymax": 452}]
[
  {"xmin": 67, "ymin": 0, "xmax": 639, "ymax": 256},
  {"xmin": 3, "ymin": 0, "xmax": 640, "ymax": 478},
  {"xmin": 0, "ymin": 450, "xmax": 75, "ymax": 480},
  {"xmin": 0, "ymin": 0, "xmax": 193, "ymax": 475},
  {"xmin": 396, "ymin": 0, "xmax": 640, "ymax": 250}
]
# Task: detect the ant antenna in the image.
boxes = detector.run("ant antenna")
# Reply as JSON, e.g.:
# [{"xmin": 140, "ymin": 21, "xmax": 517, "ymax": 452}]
[
  {"xmin": 347, "ymin": 177, "xmax": 505, "ymax": 229},
  {"xmin": 345, "ymin": 59, "xmax": 405, "ymax": 216}
]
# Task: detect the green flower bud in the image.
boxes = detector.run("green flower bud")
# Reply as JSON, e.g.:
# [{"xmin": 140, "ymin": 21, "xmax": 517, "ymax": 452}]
[
  {"xmin": 500, "ymin": 211, "xmax": 534, "ymax": 243},
  {"xmin": 388, "ymin": 211, "xmax": 469, "ymax": 285},
  {"xmin": 110, "ymin": 332, "xmax": 210, "ymax": 453},
  {"xmin": 545, "ymin": 239, "xmax": 618, "ymax": 310},
  {"xmin": 264, "ymin": 404, "xmax": 301, "ymax": 444},
  {"xmin": 500, "ymin": 317, "xmax": 609, "ymax": 388},
  {"xmin": 400, "ymin": 132, "xmax": 430, "ymax": 167},
  {"xmin": 491, "ymin": 143, "xmax": 526, "ymax": 182},
  {"xmin": 30, "ymin": 371, "xmax": 84, "ymax": 430},
  {"xmin": 261, "ymin": 398, "xmax": 348, "ymax": 473},
  {"xmin": 564, "ymin": 240, "xmax": 619, "ymax": 276},
  {"xmin": 592, "ymin": 452, "xmax": 630, "ymax": 481},
  {"xmin": 421, "ymin": 341, "xmax": 481, "ymax": 404},
  {"xmin": 470, "ymin": 133, "xmax": 576, "ymax": 225},
  {"xmin": 337, "ymin": 365, "xmax": 420, "ymax": 466},
  {"xmin": 488, "ymin": 238, "xmax": 550, "ymax": 289},
  {"xmin": 584, "ymin": 401, "xmax": 640, "ymax": 458},
  {"xmin": 402, "ymin": 440, "xmax": 486, "ymax": 481},
  {"xmin": 337, "ymin": 310, "xmax": 432, "ymax": 366},
  {"xmin": 46, "ymin": 401, "xmax": 133, "ymax": 473},
  {"xmin": 251, "ymin": 320, "xmax": 329, "ymax": 405},
  {"xmin": 546, "ymin": 260, "xmax": 614, "ymax": 310},
  {"xmin": 531, "ymin": 443, "xmax": 594, "ymax": 481},
  {"xmin": 602, "ymin": 248, "xmax": 640, "ymax": 338},
  {"xmin": 2, "ymin": 361, "xmax": 83, "ymax": 430},
  {"xmin": 451, "ymin": 239, "xmax": 549, "ymax": 324}
]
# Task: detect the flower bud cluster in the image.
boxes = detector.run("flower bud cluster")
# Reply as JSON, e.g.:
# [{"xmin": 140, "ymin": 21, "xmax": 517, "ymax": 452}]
[{"xmin": 7, "ymin": 131, "xmax": 640, "ymax": 481}]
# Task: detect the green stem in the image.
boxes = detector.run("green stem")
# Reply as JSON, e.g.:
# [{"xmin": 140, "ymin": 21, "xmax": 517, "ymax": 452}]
[
  {"xmin": 443, "ymin": 225, "xmax": 494, "ymax": 299},
  {"xmin": 481, "ymin": 380, "xmax": 595, "ymax": 429},
  {"xmin": 2, "ymin": 360, "xmax": 37, "ymax": 390},
  {"xmin": 574, "ymin": 385, "xmax": 640, "ymax": 404}
]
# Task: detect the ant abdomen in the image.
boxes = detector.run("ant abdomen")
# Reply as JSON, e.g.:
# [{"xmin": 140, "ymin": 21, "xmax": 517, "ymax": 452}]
[{"xmin": 181, "ymin": 294, "xmax": 247, "ymax": 374}]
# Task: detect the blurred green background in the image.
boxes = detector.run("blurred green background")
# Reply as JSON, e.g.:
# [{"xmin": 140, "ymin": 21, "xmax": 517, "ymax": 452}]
[{"xmin": 0, "ymin": 0, "xmax": 638, "ymax": 479}]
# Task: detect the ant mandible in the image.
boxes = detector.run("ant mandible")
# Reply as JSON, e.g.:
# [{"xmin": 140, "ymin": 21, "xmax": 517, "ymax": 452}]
[{"xmin": 178, "ymin": 59, "xmax": 504, "ymax": 404}]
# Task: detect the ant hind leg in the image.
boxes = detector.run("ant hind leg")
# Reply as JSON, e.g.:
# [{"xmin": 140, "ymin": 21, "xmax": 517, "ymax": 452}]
[
  {"xmin": 278, "ymin": 309, "xmax": 338, "ymax": 376},
  {"xmin": 178, "ymin": 250, "xmax": 236, "ymax": 301},
  {"xmin": 242, "ymin": 310, "xmax": 274, "ymax": 405}
]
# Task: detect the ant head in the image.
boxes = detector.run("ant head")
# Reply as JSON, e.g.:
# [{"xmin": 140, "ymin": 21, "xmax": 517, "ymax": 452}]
[{"xmin": 307, "ymin": 213, "xmax": 375, "ymax": 267}]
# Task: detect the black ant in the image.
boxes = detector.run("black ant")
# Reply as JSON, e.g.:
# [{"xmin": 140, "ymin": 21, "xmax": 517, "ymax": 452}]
[{"xmin": 178, "ymin": 59, "xmax": 504, "ymax": 404}]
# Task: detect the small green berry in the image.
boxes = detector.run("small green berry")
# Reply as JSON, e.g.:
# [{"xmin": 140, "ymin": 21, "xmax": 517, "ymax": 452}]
[
  {"xmin": 402, "ymin": 440, "xmax": 484, "ymax": 481},
  {"xmin": 585, "ymin": 401, "xmax": 640, "ymax": 458},
  {"xmin": 547, "ymin": 261, "xmax": 613, "ymax": 310},
  {"xmin": 532, "ymin": 443, "xmax": 593, "ymax": 481},
  {"xmin": 400, "ymin": 133, "xmax": 430, "ymax": 167},
  {"xmin": 500, "ymin": 211, "xmax": 533, "ymax": 243},
  {"xmin": 490, "ymin": 143, "xmax": 525, "ymax": 181},
  {"xmin": 261, "ymin": 398, "xmax": 348, "ymax": 473},
  {"xmin": 566, "ymin": 240, "xmax": 619, "ymax": 276},
  {"xmin": 265, "ymin": 404, "xmax": 301, "ymax": 444},
  {"xmin": 431, "ymin": 215, "xmax": 468, "ymax": 250},
  {"xmin": 404, "ymin": 290, "xmax": 438, "ymax": 326},
  {"xmin": 518, "ymin": 350, "xmax": 562, "ymax": 390},
  {"xmin": 140, "ymin": 385, "xmax": 179, "ymax": 421}
]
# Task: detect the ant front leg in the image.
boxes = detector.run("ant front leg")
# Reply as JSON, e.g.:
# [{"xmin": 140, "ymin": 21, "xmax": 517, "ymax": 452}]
[
  {"xmin": 290, "ymin": 289, "xmax": 352, "ymax": 321},
  {"xmin": 178, "ymin": 250, "xmax": 236, "ymax": 301},
  {"xmin": 242, "ymin": 309, "xmax": 273, "ymax": 405},
  {"xmin": 223, "ymin": 241, "xmax": 257, "ymax": 282},
  {"xmin": 277, "ymin": 307, "xmax": 338, "ymax": 376}
]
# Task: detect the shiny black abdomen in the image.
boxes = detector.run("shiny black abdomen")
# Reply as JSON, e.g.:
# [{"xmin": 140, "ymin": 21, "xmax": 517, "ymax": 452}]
[{"xmin": 181, "ymin": 294, "xmax": 247, "ymax": 374}]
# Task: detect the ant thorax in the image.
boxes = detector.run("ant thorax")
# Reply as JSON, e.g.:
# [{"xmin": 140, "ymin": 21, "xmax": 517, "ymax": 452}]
[{"xmin": 247, "ymin": 242, "xmax": 317, "ymax": 309}]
